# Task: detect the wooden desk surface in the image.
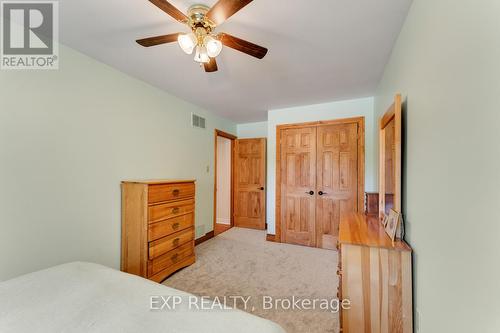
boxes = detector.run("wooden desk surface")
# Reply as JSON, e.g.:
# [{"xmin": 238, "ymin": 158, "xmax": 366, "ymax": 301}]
[
  {"xmin": 339, "ymin": 213, "xmax": 412, "ymax": 251},
  {"xmin": 121, "ymin": 179, "xmax": 196, "ymax": 185}
]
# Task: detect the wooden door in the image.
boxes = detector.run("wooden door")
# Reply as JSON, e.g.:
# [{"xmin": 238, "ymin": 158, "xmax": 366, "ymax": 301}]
[
  {"xmin": 316, "ymin": 123, "xmax": 359, "ymax": 249},
  {"xmin": 280, "ymin": 127, "xmax": 317, "ymax": 246},
  {"xmin": 234, "ymin": 138, "xmax": 266, "ymax": 229}
]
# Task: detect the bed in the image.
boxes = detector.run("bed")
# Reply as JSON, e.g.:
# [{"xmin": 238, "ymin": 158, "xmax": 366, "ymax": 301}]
[{"xmin": 0, "ymin": 262, "xmax": 285, "ymax": 333}]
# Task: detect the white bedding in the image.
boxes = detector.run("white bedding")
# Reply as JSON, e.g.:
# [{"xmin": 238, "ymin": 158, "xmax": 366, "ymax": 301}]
[{"xmin": 0, "ymin": 262, "xmax": 285, "ymax": 333}]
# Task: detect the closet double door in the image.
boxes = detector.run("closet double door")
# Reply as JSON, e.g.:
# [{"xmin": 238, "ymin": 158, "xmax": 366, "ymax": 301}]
[{"xmin": 280, "ymin": 120, "xmax": 362, "ymax": 249}]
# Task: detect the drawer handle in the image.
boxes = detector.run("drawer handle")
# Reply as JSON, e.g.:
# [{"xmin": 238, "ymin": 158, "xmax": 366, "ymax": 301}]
[
  {"xmin": 172, "ymin": 189, "xmax": 180, "ymax": 196},
  {"xmin": 172, "ymin": 238, "xmax": 180, "ymax": 246},
  {"xmin": 172, "ymin": 222, "xmax": 180, "ymax": 230},
  {"xmin": 171, "ymin": 253, "xmax": 179, "ymax": 261},
  {"xmin": 172, "ymin": 207, "xmax": 180, "ymax": 214}
]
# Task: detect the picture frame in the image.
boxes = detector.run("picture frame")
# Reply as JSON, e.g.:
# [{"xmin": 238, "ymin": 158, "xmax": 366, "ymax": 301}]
[
  {"xmin": 381, "ymin": 214, "xmax": 389, "ymax": 228},
  {"xmin": 398, "ymin": 214, "xmax": 405, "ymax": 239},
  {"xmin": 384, "ymin": 209, "xmax": 400, "ymax": 243}
]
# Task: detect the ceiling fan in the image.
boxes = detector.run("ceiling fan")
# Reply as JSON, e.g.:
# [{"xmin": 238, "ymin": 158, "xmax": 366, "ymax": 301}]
[{"xmin": 136, "ymin": 0, "xmax": 268, "ymax": 73}]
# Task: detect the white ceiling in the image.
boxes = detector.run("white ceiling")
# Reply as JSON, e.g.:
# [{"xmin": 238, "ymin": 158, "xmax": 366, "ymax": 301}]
[{"xmin": 60, "ymin": 0, "xmax": 412, "ymax": 122}]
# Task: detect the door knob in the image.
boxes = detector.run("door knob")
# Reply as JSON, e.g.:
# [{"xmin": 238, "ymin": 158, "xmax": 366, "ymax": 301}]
[
  {"xmin": 318, "ymin": 191, "xmax": 327, "ymax": 196},
  {"xmin": 306, "ymin": 191, "xmax": 314, "ymax": 195},
  {"xmin": 259, "ymin": 187, "xmax": 265, "ymax": 190}
]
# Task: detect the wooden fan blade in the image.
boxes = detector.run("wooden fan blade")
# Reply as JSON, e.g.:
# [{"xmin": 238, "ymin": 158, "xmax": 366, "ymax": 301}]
[
  {"xmin": 204, "ymin": 58, "xmax": 218, "ymax": 72},
  {"xmin": 219, "ymin": 33, "xmax": 268, "ymax": 59},
  {"xmin": 149, "ymin": 0, "xmax": 188, "ymax": 23},
  {"xmin": 206, "ymin": 0, "xmax": 253, "ymax": 26},
  {"xmin": 136, "ymin": 33, "xmax": 180, "ymax": 47}
]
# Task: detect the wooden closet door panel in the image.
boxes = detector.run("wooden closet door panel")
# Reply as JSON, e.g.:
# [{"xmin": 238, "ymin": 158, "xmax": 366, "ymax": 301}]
[
  {"xmin": 280, "ymin": 127, "xmax": 316, "ymax": 247},
  {"xmin": 316, "ymin": 123, "xmax": 358, "ymax": 249},
  {"xmin": 234, "ymin": 138, "xmax": 266, "ymax": 229}
]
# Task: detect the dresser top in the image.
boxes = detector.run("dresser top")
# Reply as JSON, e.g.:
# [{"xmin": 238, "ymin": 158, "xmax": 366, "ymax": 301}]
[
  {"xmin": 121, "ymin": 179, "xmax": 196, "ymax": 185},
  {"xmin": 339, "ymin": 213, "xmax": 412, "ymax": 252}
]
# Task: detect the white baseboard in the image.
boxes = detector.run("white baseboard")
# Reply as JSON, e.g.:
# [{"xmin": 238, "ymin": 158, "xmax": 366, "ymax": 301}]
[{"xmin": 216, "ymin": 217, "xmax": 231, "ymax": 225}]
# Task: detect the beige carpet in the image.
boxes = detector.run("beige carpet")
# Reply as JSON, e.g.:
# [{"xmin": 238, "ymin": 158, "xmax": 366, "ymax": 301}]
[{"xmin": 163, "ymin": 227, "xmax": 339, "ymax": 333}]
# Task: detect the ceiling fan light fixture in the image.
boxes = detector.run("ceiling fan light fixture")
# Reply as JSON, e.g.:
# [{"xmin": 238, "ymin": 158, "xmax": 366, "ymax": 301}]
[
  {"xmin": 194, "ymin": 45, "xmax": 210, "ymax": 63},
  {"xmin": 204, "ymin": 35, "xmax": 223, "ymax": 58},
  {"xmin": 137, "ymin": 1, "xmax": 269, "ymax": 73},
  {"xmin": 178, "ymin": 32, "xmax": 197, "ymax": 55}
]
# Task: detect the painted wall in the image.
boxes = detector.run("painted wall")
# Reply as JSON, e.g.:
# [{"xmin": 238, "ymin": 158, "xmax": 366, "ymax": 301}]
[
  {"xmin": 237, "ymin": 121, "xmax": 268, "ymax": 138},
  {"xmin": 0, "ymin": 45, "xmax": 236, "ymax": 281},
  {"xmin": 216, "ymin": 136, "xmax": 231, "ymax": 225},
  {"xmin": 375, "ymin": 0, "xmax": 500, "ymax": 332},
  {"xmin": 266, "ymin": 97, "xmax": 375, "ymax": 234}
]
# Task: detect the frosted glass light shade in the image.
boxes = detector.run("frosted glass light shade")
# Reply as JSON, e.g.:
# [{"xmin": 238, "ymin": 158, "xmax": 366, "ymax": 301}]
[
  {"xmin": 194, "ymin": 45, "xmax": 210, "ymax": 63},
  {"xmin": 204, "ymin": 35, "xmax": 222, "ymax": 57},
  {"xmin": 178, "ymin": 33, "xmax": 197, "ymax": 55}
]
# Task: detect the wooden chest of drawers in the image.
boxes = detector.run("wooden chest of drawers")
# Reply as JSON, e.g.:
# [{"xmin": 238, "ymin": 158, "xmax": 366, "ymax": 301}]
[{"xmin": 121, "ymin": 180, "xmax": 196, "ymax": 283}]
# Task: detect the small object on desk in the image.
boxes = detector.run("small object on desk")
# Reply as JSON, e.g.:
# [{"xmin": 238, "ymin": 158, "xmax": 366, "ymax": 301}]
[
  {"xmin": 384, "ymin": 209, "xmax": 400, "ymax": 243},
  {"xmin": 399, "ymin": 213, "xmax": 405, "ymax": 239},
  {"xmin": 364, "ymin": 192, "xmax": 379, "ymax": 215},
  {"xmin": 381, "ymin": 214, "xmax": 389, "ymax": 228}
]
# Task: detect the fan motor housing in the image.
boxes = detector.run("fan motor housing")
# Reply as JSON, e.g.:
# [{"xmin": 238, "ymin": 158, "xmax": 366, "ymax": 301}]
[{"xmin": 188, "ymin": 5, "xmax": 214, "ymax": 30}]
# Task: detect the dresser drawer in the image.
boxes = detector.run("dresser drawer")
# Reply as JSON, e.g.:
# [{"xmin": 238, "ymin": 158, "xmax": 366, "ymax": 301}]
[
  {"xmin": 148, "ymin": 199, "xmax": 194, "ymax": 224},
  {"xmin": 148, "ymin": 183, "xmax": 195, "ymax": 204},
  {"xmin": 149, "ymin": 227, "xmax": 194, "ymax": 260},
  {"xmin": 148, "ymin": 213, "xmax": 193, "ymax": 241},
  {"xmin": 148, "ymin": 242, "xmax": 194, "ymax": 277}
]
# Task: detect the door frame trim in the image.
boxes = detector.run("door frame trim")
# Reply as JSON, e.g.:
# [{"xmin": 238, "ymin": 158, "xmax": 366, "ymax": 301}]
[
  {"xmin": 275, "ymin": 116, "xmax": 365, "ymax": 243},
  {"xmin": 214, "ymin": 129, "xmax": 237, "ymax": 234}
]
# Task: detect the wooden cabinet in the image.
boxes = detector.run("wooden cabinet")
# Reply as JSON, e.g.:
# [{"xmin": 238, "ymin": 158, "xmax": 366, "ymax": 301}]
[
  {"xmin": 338, "ymin": 213, "xmax": 412, "ymax": 333},
  {"xmin": 337, "ymin": 95, "xmax": 411, "ymax": 332},
  {"xmin": 121, "ymin": 180, "xmax": 196, "ymax": 283}
]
